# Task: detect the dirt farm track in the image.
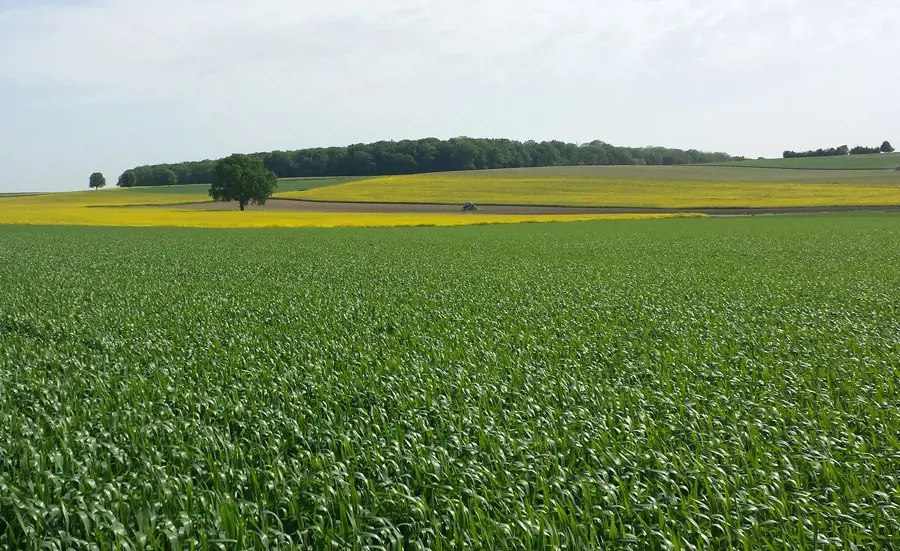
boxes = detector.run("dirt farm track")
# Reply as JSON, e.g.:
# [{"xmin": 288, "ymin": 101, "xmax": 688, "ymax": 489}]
[{"xmin": 171, "ymin": 199, "xmax": 900, "ymax": 216}]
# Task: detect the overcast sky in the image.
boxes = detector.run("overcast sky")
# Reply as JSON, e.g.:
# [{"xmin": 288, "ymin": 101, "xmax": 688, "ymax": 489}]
[{"xmin": 1, "ymin": 0, "xmax": 898, "ymax": 192}]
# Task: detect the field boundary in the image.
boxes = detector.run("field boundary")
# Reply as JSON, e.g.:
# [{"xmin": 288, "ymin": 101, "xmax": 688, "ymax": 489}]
[
  {"xmin": 168, "ymin": 199, "xmax": 900, "ymax": 216},
  {"xmin": 694, "ymin": 164, "xmax": 899, "ymax": 171}
]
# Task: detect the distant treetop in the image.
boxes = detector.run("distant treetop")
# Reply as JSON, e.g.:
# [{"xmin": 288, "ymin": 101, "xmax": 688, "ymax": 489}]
[
  {"xmin": 117, "ymin": 137, "xmax": 739, "ymax": 187},
  {"xmin": 785, "ymin": 141, "xmax": 895, "ymax": 159},
  {"xmin": 89, "ymin": 172, "xmax": 106, "ymax": 190}
]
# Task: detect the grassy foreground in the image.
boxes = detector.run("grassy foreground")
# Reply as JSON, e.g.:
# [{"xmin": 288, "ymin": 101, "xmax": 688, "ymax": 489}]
[
  {"xmin": 290, "ymin": 166, "xmax": 900, "ymax": 207},
  {"xmin": 2, "ymin": 214, "xmax": 899, "ymax": 549}
]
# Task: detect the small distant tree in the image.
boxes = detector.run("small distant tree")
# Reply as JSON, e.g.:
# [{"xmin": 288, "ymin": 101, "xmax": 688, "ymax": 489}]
[
  {"xmin": 117, "ymin": 170, "xmax": 137, "ymax": 188},
  {"xmin": 881, "ymin": 141, "xmax": 895, "ymax": 154},
  {"xmin": 89, "ymin": 172, "xmax": 106, "ymax": 190},
  {"xmin": 209, "ymin": 154, "xmax": 277, "ymax": 211}
]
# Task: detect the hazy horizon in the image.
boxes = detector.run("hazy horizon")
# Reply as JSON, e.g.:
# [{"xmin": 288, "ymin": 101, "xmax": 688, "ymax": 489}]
[{"xmin": 2, "ymin": 0, "xmax": 898, "ymax": 193}]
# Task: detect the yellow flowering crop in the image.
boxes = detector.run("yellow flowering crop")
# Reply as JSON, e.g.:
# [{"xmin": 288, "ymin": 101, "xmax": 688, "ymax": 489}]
[
  {"xmin": 285, "ymin": 173, "xmax": 900, "ymax": 208},
  {"xmin": 0, "ymin": 191, "xmax": 703, "ymax": 228}
]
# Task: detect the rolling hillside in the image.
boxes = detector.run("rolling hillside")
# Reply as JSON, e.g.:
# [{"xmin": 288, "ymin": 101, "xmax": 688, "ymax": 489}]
[{"xmin": 285, "ymin": 165, "xmax": 900, "ymax": 208}]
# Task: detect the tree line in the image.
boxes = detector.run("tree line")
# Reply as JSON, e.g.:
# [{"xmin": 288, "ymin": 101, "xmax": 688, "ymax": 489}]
[
  {"xmin": 114, "ymin": 137, "xmax": 738, "ymax": 187},
  {"xmin": 783, "ymin": 141, "xmax": 894, "ymax": 159}
]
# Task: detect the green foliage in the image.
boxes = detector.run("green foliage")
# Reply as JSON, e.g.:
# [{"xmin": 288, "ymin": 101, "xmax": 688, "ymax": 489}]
[
  {"xmin": 121, "ymin": 138, "xmax": 739, "ymax": 186},
  {"xmin": 783, "ymin": 145, "xmax": 848, "ymax": 159},
  {"xmin": 209, "ymin": 154, "xmax": 278, "ymax": 210},
  {"xmin": 116, "ymin": 170, "xmax": 137, "ymax": 188},
  {"xmin": 784, "ymin": 142, "xmax": 895, "ymax": 159},
  {"xmin": 158, "ymin": 168, "xmax": 178, "ymax": 186},
  {"xmin": 1, "ymin": 215, "xmax": 900, "ymax": 549},
  {"xmin": 88, "ymin": 172, "xmax": 106, "ymax": 189}
]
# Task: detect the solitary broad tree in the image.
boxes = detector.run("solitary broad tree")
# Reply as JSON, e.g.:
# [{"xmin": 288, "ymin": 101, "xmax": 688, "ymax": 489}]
[
  {"xmin": 89, "ymin": 172, "xmax": 106, "ymax": 190},
  {"xmin": 117, "ymin": 170, "xmax": 137, "ymax": 188},
  {"xmin": 209, "ymin": 154, "xmax": 277, "ymax": 211},
  {"xmin": 881, "ymin": 141, "xmax": 895, "ymax": 154}
]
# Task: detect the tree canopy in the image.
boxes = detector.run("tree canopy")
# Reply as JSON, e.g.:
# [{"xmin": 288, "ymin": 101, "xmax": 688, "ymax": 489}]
[
  {"xmin": 89, "ymin": 172, "xmax": 106, "ymax": 190},
  {"xmin": 119, "ymin": 137, "xmax": 739, "ymax": 187},
  {"xmin": 117, "ymin": 170, "xmax": 137, "ymax": 188},
  {"xmin": 882, "ymin": 141, "xmax": 895, "ymax": 154},
  {"xmin": 783, "ymin": 145, "xmax": 848, "ymax": 159},
  {"xmin": 785, "ymin": 141, "xmax": 894, "ymax": 158},
  {"xmin": 850, "ymin": 145, "xmax": 882, "ymax": 155},
  {"xmin": 209, "ymin": 154, "xmax": 278, "ymax": 211}
]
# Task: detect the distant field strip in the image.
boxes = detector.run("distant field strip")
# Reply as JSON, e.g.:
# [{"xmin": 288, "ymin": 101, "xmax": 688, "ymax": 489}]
[
  {"xmin": 282, "ymin": 165, "xmax": 900, "ymax": 185},
  {"xmin": 127, "ymin": 176, "xmax": 360, "ymax": 196},
  {"xmin": 290, "ymin": 172, "xmax": 900, "ymax": 208},
  {"xmin": 10, "ymin": 189, "xmax": 212, "ymax": 207},
  {"xmin": 5, "ymin": 166, "xmax": 899, "ymax": 227},
  {"xmin": 0, "ymin": 191, "xmax": 697, "ymax": 228},
  {"xmin": 706, "ymin": 153, "xmax": 900, "ymax": 170}
]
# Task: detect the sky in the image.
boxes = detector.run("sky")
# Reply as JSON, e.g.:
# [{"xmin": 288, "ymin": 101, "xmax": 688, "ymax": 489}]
[{"xmin": 1, "ymin": 0, "xmax": 898, "ymax": 192}]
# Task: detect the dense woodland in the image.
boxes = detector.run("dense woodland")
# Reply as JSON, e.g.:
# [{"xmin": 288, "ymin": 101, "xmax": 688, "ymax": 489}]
[
  {"xmin": 118, "ymin": 137, "xmax": 738, "ymax": 187},
  {"xmin": 783, "ymin": 141, "xmax": 894, "ymax": 159}
]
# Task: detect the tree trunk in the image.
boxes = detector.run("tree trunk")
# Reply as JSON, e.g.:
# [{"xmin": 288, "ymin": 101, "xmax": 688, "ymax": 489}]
[{"xmin": 239, "ymin": 201, "xmax": 245, "ymax": 211}]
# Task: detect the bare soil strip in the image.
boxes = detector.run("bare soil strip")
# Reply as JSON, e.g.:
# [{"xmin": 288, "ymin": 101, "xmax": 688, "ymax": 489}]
[{"xmin": 168, "ymin": 199, "xmax": 900, "ymax": 216}]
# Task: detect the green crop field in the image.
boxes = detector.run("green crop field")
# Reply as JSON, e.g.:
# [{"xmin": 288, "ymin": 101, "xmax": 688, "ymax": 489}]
[
  {"xmin": 122, "ymin": 177, "xmax": 361, "ymax": 197},
  {"xmin": 0, "ymin": 192, "xmax": 44, "ymax": 198},
  {"xmin": 2, "ymin": 215, "xmax": 900, "ymax": 549},
  {"xmin": 704, "ymin": 153, "xmax": 900, "ymax": 170}
]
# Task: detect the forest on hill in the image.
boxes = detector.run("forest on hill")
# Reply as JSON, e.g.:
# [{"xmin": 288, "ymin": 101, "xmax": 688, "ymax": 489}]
[{"xmin": 118, "ymin": 137, "xmax": 739, "ymax": 187}]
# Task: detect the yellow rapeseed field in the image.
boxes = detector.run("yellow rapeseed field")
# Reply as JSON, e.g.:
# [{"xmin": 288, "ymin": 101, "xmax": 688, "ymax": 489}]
[
  {"xmin": 0, "ymin": 190, "xmax": 702, "ymax": 228},
  {"xmin": 286, "ymin": 173, "xmax": 900, "ymax": 208}
]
